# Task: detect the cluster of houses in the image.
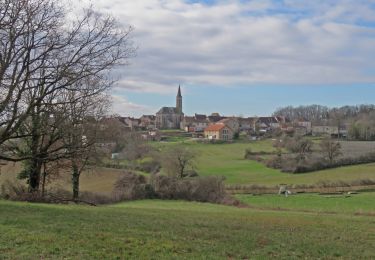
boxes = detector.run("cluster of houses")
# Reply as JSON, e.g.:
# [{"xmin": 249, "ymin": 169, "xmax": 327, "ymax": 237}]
[{"xmin": 109, "ymin": 86, "xmax": 347, "ymax": 141}]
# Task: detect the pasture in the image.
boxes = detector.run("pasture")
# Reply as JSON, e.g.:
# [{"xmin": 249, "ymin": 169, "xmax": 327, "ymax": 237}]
[
  {"xmin": 156, "ymin": 139, "xmax": 375, "ymax": 187},
  {"xmin": 236, "ymin": 192, "xmax": 375, "ymax": 215},
  {"xmin": 1, "ymin": 139, "xmax": 375, "ymax": 194},
  {"xmin": 0, "ymin": 199, "xmax": 374, "ymax": 259}
]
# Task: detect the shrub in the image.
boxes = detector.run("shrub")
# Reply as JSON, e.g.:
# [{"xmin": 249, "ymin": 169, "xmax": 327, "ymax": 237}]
[
  {"xmin": 244, "ymin": 148, "xmax": 255, "ymax": 160},
  {"xmin": 112, "ymin": 171, "xmax": 150, "ymax": 200},
  {"xmin": 151, "ymin": 175, "xmax": 227, "ymax": 203},
  {"xmin": 0, "ymin": 180, "xmax": 29, "ymax": 201},
  {"xmin": 182, "ymin": 170, "xmax": 198, "ymax": 177},
  {"xmin": 79, "ymin": 191, "xmax": 117, "ymax": 205},
  {"xmin": 150, "ymin": 174, "xmax": 176, "ymax": 199},
  {"xmin": 265, "ymin": 155, "xmax": 283, "ymax": 169},
  {"xmin": 138, "ymin": 160, "xmax": 161, "ymax": 174}
]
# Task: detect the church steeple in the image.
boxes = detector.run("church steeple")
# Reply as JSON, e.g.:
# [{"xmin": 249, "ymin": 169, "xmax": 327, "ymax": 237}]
[{"xmin": 176, "ymin": 85, "xmax": 182, "ymax": 114}]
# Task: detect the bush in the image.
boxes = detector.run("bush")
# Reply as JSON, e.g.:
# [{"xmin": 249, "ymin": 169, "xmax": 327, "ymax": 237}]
[
  {"xmin": 184, "ymin": 170, "xmax": 199, "ymax": 177},
  {"xmin": 268, "ymin": 153, "xmax": 375, "ymax": 173},
  {"xmin": 112, "ymin": 171, "xmax": 151, "ymax": 200},
  {"xmin": 0, "ymin": 180, "xmax": 29, "ymax": 201},
  {"xmin": 151, "ymin": 175, "xmax": 227, "ymax": 203},
  {"xmin": 244, "ymin": 148, "xmax": 254, "ymax": 159},
  {"xmin": 137, "ymin": 160, "xmax": 161, "ymax": 174},
  {"xmin": 265, "ymin": 155, "xmax": 283, "ymax": 169},
  {"xmin": 79, "ymin": 191, "xmax": 117, "ymax": 205}
]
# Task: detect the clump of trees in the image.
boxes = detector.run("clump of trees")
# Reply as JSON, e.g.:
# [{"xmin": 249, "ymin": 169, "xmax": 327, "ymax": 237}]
[
  {"xmin": 262, "ymin": 135, "xmax": 342, "ymax": 173},
  {"xmin": 274, "ymin": 104, "xmax": 375, "ymax": 141},
  {"xmin": 107, "ymin": 145, "xmax": 233, "ymax": 205},
  {"xmin": 111, "ymin": 170, "xmax": 228, "ymax": 204},
  {"xmin": 0, "ymin": 0, "xmax": 135, "ymax": 201},
  {"xmin": 261, "ymin": 135, "xmax": 375, "ymax": 173}
]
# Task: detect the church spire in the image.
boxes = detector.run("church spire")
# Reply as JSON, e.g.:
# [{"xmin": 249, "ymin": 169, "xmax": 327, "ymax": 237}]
[
  {"xmin": 176, "ymin": 85, "xmax": 182, "ymax": 114},
  {"xmin": 177, "ymin": 84, "xmax": 182, "ymax": 97}
]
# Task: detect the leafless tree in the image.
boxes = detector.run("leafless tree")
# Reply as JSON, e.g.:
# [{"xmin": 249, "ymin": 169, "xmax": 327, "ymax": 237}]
[
  {"xmin": 0, "ymin": 0, "xmax": 134, "ymax": 161},
  {"xmin": 320, "ymin": 138, "xmax": 342, "ymax": 164},
  {"xmin": 284, "ymin": 135, "xmax": 313, "ymax": 161},
  {"xmin": 159, "ymin": 146, "xmax": 197, "ymax": 179},
  {"xmin": 61, "ymin": 79, "xmax": 110, "ymax": 200}
]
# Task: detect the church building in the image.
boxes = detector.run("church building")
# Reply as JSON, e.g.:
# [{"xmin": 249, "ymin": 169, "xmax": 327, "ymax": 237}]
[{"xmin": 155, "ymin": 86, "xmax": 184, "ymax": 129}]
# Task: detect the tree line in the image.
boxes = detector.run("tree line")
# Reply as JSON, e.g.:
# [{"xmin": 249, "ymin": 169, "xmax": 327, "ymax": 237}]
[{"xmin": 274, "ymin": 104, "xmax": 375, "ymax": 140}]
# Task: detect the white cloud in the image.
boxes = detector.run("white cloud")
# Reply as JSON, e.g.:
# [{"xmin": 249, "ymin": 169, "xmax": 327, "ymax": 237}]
[
  {"xmin": 111, "ymin": 95, "xmax": 155, "ymax": 117},
  {"xmin": 74, "ymin": 0, "xmax": 375, "ymax": 114}
]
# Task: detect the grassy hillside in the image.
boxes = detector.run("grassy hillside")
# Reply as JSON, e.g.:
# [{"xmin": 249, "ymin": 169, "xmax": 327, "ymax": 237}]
[
  {"xmin": 1, "ymin": 140, "xmax": 375, "ymax": 193},
  {"xmin": 0, "ymin": 199, "xmax": 374, "ymax": 259},
  {"xmin": 157, "ymin": 140, "xmax": 375, "ymax": 186},
  {"xmin": 236, "ymin": 192, "xmax": 375, "ymax": 214}
]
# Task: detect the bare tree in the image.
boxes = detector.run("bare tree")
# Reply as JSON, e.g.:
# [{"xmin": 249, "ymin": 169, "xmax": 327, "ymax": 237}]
[
  {"xmin": 159, "ymin": 146, "xmax": 197, "ymax": 179},
  {"xmin": 120, "ymin": 132, "xmax": 151, "ymax": 161},
  {"xmin": 284, "ymin": 135, "xmax": 313, "ymax": 161},
  {"xmin": 320, "ymin": 138, "xmax": 342, "ymax": 164},
  {"xmin": 0, "ymin": 0, "xmax": 134, "ymax": 194},
  {"xmin": 0, "ymin": 0, "xmax": 134, "ymax": 160},
  {"xmin": 59, "ymin": 78, "xmax": 110, "ymax": 200}
]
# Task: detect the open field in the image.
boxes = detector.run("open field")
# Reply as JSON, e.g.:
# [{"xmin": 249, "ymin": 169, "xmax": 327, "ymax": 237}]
[
  {"xmin": 0, "ymin": 164, "xmax": 124, "ymax": 195},
  {"xmin": 0, "ymin": 199, "xmax": 375, "ymax": 259},
  {"xmin": 1, "ymin": 139, "xmax": 375, "ymax": 193},
  {"xmin": 236, "ymin": 192, "xmax": 375, "ymax": 215},
  {"xmin": 156, "ymin": 140, "xmax": 375, "ymax": 186},
  {"xmin": 339, "ymin": 141, "xmax": 375, "ymax": 156}
]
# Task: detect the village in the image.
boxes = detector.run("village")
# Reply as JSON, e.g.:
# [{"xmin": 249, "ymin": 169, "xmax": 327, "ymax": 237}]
[
  {"xmin": 111, "ymin": 86, "xmax": 347, "ymax": 141},
  {"xmin": 1, "ymin": 1, "xmax": 375, "ymax": 258}
]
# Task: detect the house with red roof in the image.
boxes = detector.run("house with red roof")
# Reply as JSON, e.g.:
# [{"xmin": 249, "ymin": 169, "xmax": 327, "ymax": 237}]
[{"xmin": 204, "ymin": 123, "xmax": 234, "ymax": 141}]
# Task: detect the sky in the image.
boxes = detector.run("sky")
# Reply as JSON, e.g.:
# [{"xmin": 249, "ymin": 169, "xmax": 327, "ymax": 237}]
[{"xmin": 76, "ymin": 0, "xmax": 375, "ymax": 117}]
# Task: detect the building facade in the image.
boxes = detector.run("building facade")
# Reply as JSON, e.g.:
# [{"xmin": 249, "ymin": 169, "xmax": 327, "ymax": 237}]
[
  {"xmin": 204, "ymin": 123, "xmax": 234, "ymax": 141},
  {"xmin": 155, "ymin": 86, "xmax": 184, "ymax": 129}
]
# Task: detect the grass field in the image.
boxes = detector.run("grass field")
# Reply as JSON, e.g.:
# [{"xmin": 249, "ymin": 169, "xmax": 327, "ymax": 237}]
[
  {"xmin": 1, "ymin": 139, "xmax": 375, "ymax": 193},
  {"xmin": 236, "ymin": 192, "xmax": 375, "ymax": 214},
  {"xmin": 156, "ymin": 140, "xmax": 375, "ymax": 186},
  {"xmin": 0, "ymin": 165, "xmax": 124, "ymax": 195},
  {"xmin": 0, "ymin": 199, "xmax": 374, "ymax": 259}
]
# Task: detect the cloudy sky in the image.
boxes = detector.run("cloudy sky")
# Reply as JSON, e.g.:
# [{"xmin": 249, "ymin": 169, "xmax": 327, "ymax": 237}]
[{"xmin": 78, "ymin": 0, "xmax": 375, "ymax": 117}]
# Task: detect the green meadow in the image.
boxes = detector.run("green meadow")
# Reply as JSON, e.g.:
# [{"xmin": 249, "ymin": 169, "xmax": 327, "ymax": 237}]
[
  {"xmin": 156, "ymin": 140, "xmax": 375, "ymax": 187},
  {"xmin": 2, "ymin": 139, "xmax": 375, "ymax": 194},
  {"xmin": 1, "ymin": 140, "xmax": 375, "ymax": 259},
  {"xmin": 0, "ymin": 199, "xmax": 375, "ymax": 259},
  {"xmin": 236, "ymin": 192, "xmax": 375, "ymax": 214}
]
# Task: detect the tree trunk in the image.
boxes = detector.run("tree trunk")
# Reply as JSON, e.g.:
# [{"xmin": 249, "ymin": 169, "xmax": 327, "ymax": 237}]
[
  {"xmin": 72, "ymin": 161, "xmax": 80, "ymax": 200},
  {"xmin": 41, "ymin": 164, "xmax": 47, "ymax": 197},
  {"xmin": 29, "ymin": 159, "xmax": 41, "ymax": 193},
  {"xmin": 28, "ymin": 106, "xmax": 42, "ymax": 193}
]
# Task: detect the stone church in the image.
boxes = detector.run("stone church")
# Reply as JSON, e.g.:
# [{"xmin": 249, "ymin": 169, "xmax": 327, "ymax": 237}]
[{"xmin": 156, "ymin": 86, "xmax": 184, "ymax": 129}]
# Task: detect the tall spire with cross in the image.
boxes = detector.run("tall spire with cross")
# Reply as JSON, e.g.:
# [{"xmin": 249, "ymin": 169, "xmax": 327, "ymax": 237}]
[{"xmin": 176, "ymin": 85, "xmax": 182, "ymax": 114}]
